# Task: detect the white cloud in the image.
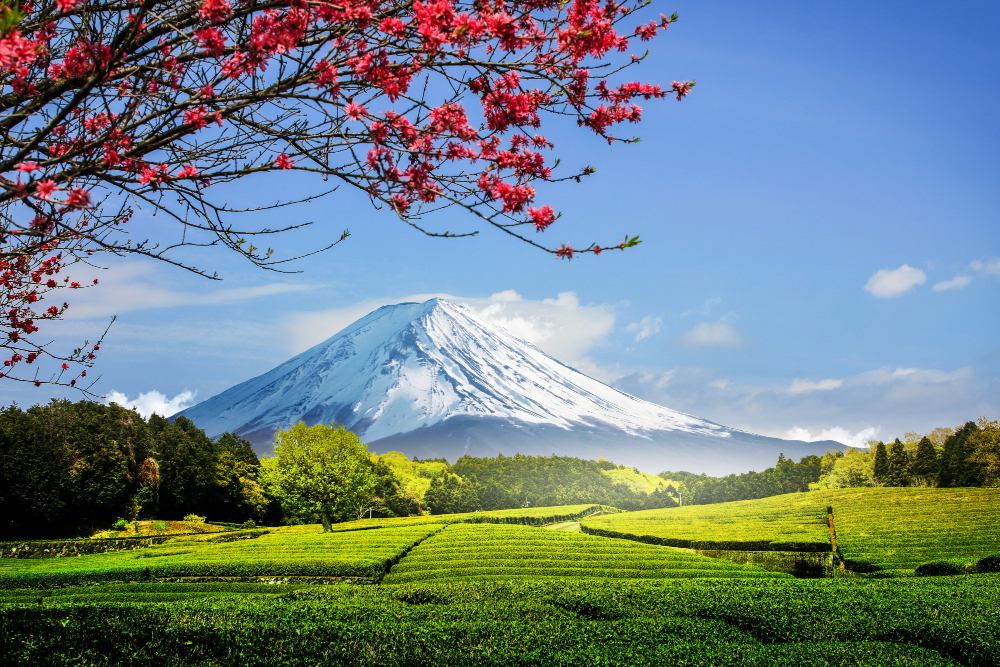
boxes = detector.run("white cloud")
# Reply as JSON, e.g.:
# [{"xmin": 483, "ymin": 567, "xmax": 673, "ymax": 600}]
[
  {"xmin": 614, "ymin": 363, "xmax": 992, "ymax": 450},
  {"xmin": 673, "ymin": 321, "xmax": 746, "ymax": 350},
  {"xmin": 104, "ymin": 389, "xmax": 197, "ymax": 419},
  {"xmin": 785, "ymin": 426, "xmax": 880, "ymax": 449},
  {"xmin": 786, "ymin": 378, "xmax": 843, "ymax": 394},
  {"xmin": 969, "ymin": 258, "xmax": 1000, "ymax": 276},
  {"xmin": 858, "ymin": 366, "xmax": 974, "ymax": 385},
  {"xmin": 283, "ymin": 290, "xmax": 617, "ymax": 379},
  {"xmin": 681, "ymin": 298, "xmax": 721, "ymax": 318},
  {"xmin": 933, "ymin": 275, "xmax": 973, "ymax": 292},
  {"xmin": 626, "ymin": 316, "xmax": 662, "ymax": 342},
  {"xmin": 63, "ymin": 262, "xmax": 311, "ymax": 319},
  {"xmin": 864, "ymin": 264, "xmax": 926, "ymax": 298}
]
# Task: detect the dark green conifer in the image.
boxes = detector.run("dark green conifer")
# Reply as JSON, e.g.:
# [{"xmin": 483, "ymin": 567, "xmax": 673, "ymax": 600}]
[
  {"xmin": 885, "ymin": 439, "xmax": 910, "ymax": 487},
  {"xmin": 912, "ymin": 436, "xmax": 939, "ymax": 484},
  {"xmin": 871, "ymin": 441, "xmax": 889, "ymax": 484}
]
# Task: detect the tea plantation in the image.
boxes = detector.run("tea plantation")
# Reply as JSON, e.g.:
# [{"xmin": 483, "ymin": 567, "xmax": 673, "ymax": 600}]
[
  {"xmin": 2, "ymin": 498, "xmax": 999, "ymax": 665},
  {"xmin": 821, "ymin": 487, "xmax": 1000, "ymax": 573},
  {"xmin": 580, "ymin": 494, "xmax": 831, "ymax": 550},
  {"xmin": 580, "ymin": 488, "xmax": 1000, "ymax": 574},
  {"xmin": 382, "ymin": 523, "xmax": 789, "ymax": 584}
]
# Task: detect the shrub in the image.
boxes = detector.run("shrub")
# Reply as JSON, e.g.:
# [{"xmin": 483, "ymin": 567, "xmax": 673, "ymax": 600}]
[
  {"xmin": 970, "ymin": 554, "xmax": 1000, "ymax": 574},
  {"xmin": 153, "ymin": 521, "xmax": 167, "ymax": 535},
  {"xmin": 239, "ymin": 519, "xmax": 257, "ymax": 530},
  {"xmin": 914, "ymin": 560, "xmax": 964, "ymax": 577},
  {"xmin": 111, "ymin": 518, "xmax": 129, "ymax": 531},
  {"xmin": 183, "ymin": 514, "xmax": 207, "ymax": 528}
]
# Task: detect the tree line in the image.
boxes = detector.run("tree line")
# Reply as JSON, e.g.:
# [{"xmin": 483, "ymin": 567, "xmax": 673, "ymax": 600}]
[
  {"xmin": 814, "ymin": 419, "xmax": 999, "ymax": 490},
  {"xmin": 660, "ymin": 418, "xmax": 1000, "ymax": 505},
  {"xmin": 427, "ymin": 454, "xmax": 680, "ymax": 514},
  {"xmin": 0, "ymin": 401, "xmax": 414, "ymax": 539},
  {"xmin": 4, "ymin": 399, "xmax": 995, "ymax": 540},
  {"xmin": 658, "ymin": 454, "xmax": 823, "ymax": 506}
]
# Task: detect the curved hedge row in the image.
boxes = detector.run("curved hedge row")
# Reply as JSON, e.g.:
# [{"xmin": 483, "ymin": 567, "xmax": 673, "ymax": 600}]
[
  {"xmin": 381, "ymin": 523, "xmax": 788, "ymax": 585},
  {"xmin": 579, "ymin": 525, "xmax": 831, "ymax": 552}
]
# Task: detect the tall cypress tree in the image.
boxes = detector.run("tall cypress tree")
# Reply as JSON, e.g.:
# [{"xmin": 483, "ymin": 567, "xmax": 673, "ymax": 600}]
[
  {"xmin": 912, "ymin": 436, "xmax": 939, "ymax": 485},
  {"xmin": 885, "ymin": 439, "xmax": 910, "ymax": 487},
  {"xmin": 871, "ymin": 442, "xmax": 889, "ymax": 485}
]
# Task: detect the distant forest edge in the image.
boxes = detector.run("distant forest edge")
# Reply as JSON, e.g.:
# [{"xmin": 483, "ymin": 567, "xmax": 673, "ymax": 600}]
[{"xmin": 1, "ymin": 400, "xmax": 997, "ymax": 541}]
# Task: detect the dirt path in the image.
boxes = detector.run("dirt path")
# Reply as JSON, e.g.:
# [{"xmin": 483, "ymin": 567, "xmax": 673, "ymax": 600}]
[{"xmin": 545, "ymin": 521, "xmax": 581, "ymax": 532}]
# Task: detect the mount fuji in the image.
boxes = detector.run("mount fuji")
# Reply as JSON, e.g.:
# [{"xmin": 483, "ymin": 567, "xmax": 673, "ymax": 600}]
[{"xmin": 175, "ymin": 298, "xmax": 839, "ymax": 475}]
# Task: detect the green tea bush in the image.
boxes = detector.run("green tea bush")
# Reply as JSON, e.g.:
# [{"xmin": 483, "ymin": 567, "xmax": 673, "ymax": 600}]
[
  {"xmin": 914, "ymin": 560, "xmax": 964, "ymax": 577},
  {"xmin": 1, "ymin": 576, "xmax": 997, "ymax": 665},
  {"xmin": 971, "ymin": 554, "xmax": 1000, "ymax": 574}
]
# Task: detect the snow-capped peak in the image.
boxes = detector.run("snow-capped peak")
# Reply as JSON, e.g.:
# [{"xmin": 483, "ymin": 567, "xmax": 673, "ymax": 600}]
[{"xmin": 176, "ymin": 298, "xmax": 731, "ymax": 444}]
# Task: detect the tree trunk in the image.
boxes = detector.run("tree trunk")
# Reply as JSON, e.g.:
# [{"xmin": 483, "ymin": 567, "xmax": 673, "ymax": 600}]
[{"xmin": 319, "ymin": 510, "xmax": 332, "ymax": 533}]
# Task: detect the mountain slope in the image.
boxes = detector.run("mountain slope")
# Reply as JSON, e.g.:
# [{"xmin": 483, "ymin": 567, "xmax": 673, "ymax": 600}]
[{"xmin": 176, "ymin": 298, "xmax": 838, "ymax": 474}]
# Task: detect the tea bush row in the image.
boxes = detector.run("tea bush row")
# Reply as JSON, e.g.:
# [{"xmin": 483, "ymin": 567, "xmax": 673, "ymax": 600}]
[
  {"xmin": 2, "ymin": 576, "xmax": 997, "ymax": 665},
  {"xmin": 0, "ymin": 525, "xmax": 441, "ymax": 589},
  {"xmin": 580, "ymin": 494, "xmax": 831, "ymax": 551},
  {"xmin": 382, "ymin": 524, "xmax": 788, "ymax": 585}
]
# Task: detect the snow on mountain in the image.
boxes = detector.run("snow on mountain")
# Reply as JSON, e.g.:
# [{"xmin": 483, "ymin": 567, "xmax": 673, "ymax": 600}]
[{"xmin": 176, "ymin": 298, "xmax": 838, "ymax": 475}]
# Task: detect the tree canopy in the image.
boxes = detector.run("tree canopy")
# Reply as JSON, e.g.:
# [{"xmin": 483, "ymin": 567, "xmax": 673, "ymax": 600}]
[{"xmin": 259, "ymin": 422, "xmax": 375, "ymax": 532}]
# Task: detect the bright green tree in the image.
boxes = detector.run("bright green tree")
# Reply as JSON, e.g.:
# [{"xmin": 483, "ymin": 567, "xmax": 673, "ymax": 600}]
[
  {"xmin": 259, "ymin": 423, "xmax": 375, "ymax": 532},
  {"xmin": 969, "ymin": 417, "xmax": 1000, "ymax": 487}
]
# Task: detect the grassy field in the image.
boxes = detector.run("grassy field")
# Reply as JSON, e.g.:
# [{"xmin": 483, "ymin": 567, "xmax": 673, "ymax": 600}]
[
  {"xmin": 382, "ymin": 523, "xmax": 790, "ymax": 584},
  {"xmin": 580, "ymin": 488, "xmax": 1000, "ymax": 574},
  {"xmin": 580, "ymin": 494, "xmax": 831, "ymax": 551},
  {"xmin": 1, "ymin": 576, "xmax": 997, "ymax": 665},
  {"xmin": 2, "ymin": 494, "xmax": 999, "ymax": 664}
]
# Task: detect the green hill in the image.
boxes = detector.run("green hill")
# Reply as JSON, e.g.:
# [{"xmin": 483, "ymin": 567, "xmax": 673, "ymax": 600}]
[{"xmin": 581, "ymin": 487, "xmax": 1000, "ymax": 574}]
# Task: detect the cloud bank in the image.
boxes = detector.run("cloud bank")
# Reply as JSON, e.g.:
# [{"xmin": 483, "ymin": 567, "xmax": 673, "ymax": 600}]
[
  {"xmin": 864, "ymin": 264, "xmax": 926, "ymax": 298},
  {"xmin": 626, "ymin": 316, "xmax": 662, "ymax": 342},
  {"xmin": 672, "ymin": 321, "xmax": 747, "ymax": 350},
  {"xmin": 614, "ymin": 363, "xmax": 993, "ymax": 449},
  {"xmin": 105, "ymin": 389, "xmax": 197, "ymax": 419}
]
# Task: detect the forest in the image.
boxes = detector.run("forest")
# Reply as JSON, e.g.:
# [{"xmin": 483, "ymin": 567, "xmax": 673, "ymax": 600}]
[{"xmin": 1, "ymin": 399, "xmax": 996, "ymax": 540}]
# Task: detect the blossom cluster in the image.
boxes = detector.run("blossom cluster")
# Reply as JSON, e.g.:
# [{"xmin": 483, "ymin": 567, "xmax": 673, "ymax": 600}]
[{"xmin": 0, "ymin": 0, "xmax": 691, "ymax": 385}]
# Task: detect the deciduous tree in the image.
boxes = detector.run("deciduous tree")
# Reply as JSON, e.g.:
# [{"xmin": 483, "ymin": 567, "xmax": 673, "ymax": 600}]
[
  {"xmin": 259, "ymin": 422, "xmax": 375, "ymax": 531},
  {"xmin": 969, "ymin": 417, "xmax": 1000, "ymax": 487}
]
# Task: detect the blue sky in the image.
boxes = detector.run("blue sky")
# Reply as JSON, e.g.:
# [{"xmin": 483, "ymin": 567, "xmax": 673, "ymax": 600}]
[{"xmin": 8, "ymin": 0, "xmax": 998, "ymax": 449}]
